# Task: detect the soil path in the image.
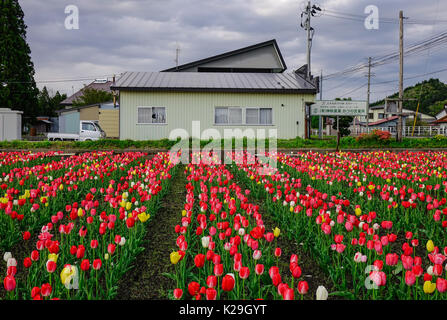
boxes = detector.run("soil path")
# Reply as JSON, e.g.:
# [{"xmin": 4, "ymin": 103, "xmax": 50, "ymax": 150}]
[{"xmin": 116, "ymin": 166, "xmax": 185, "ymax": 300}]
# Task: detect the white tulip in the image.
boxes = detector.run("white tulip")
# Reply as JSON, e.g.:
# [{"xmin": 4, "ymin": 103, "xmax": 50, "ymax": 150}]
[
  {"xmin": 7, "ymin": 257, "xmax": 17, "ymax": 268},
  {"xmin": 3, "ymin": 252, "xmax": 12, "ymax": 262},
  {"xmin": 201, "ymin": 236, "xmax": 210, "ymax": 248},
  {"xmin": 316, "ymin": 285, "xmax": 328, "ymax": 300}
]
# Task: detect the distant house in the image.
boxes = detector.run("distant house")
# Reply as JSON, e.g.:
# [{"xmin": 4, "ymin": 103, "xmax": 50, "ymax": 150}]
[
  {"xmin": 56, "ymin": 102, "xmax": 119, "ymax": 138},
  {"xmin": 432, "ymin": 106, "xmax": 447, "ymax": 129},
  {"xmin": 366, "ymin": 104, "xmax": 435, "ymax": 123},
  {"xmin": 33, "ymin": 116, "xmax": 58, "ymax": 134},
  {"xmin": 61, "ymin": 78, "xmax": 114, "ymax": 107},
  {"xmin": 113, "ymin": 39, "xmax": 318, "ymax": 140}
]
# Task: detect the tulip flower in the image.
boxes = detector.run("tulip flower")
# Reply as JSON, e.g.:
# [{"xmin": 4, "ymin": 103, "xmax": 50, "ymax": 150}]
[
  {"xmin": 173, "ymin": 288, "xmax": 183, "ymax": 299},
  {"xmin": 316, "ymin": 286, "xmax": 328, "ymax": 300},
  {"xmin": 298, "ymin": 281, "xmax": 309, "ymax": 294},
  {"xmin": 222, "ymin": 274, "xmax": 235, "ymax": 292},
  {"xmin": 427, "ymin": 240, "xmax": 435, "ymax": 253},
  {"xmin": 423, "ymin": 281, "xmax": 436, "ymax": 294}
]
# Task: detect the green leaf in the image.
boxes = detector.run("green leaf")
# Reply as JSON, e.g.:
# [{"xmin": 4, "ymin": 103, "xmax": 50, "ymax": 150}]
[{"xmin": 328, "ymin": 291, "xmax": 356, "ymax": 299}]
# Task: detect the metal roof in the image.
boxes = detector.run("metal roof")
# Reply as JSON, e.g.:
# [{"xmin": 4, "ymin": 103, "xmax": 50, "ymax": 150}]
[
  {"xmin": 61, "ymin": 80, "xmax": 114, "ymax": 105},
  {"xmin": 161, "ymin": 39, "xmax": 287, "ymax": 73},
  {"xmin": 111, "ymin": 72, "xmax": 317, "ymax": 94}
]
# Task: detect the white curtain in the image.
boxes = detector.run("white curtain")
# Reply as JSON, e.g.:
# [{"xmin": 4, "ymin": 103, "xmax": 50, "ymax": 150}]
[
  {"xmin": 138, "ymin": 108, "xmax": 152, "ymax": 124},
  {"xmin": 215, "ymin": 107, "xmax": 228, "ymax": 124},
  {"xmin": 229, "ymin": 108, "xmax": 242, "ymax": 124},
  {"xmin": 260, "ymin": 108, "xmax": 272, "ymax": 124},
  {"xmin": 246, "ymin": 108, "xmax": 258, "ymax": 124}
]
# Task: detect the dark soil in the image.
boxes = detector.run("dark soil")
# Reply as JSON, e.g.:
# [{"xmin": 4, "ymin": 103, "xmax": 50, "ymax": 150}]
[{"xmin": 115, "ymin": 166, "xmax": 186, "ymax": 300}]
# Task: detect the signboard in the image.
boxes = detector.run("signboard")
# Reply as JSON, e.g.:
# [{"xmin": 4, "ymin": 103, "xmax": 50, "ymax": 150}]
[{"xmin": 310, "ymin": 100, "xmax": 367, "ymax": 116}]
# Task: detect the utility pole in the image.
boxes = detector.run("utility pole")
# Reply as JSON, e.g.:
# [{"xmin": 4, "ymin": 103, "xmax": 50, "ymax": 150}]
[
  {"xmin": 175, "ymin": 42, "xmax": 180, "ymax": 70},
  {"xmin": 397, "ymin": 10, "xmax": 404, "ymax": 142},
  {"xmin": 306, "ymin": 1, "xmax": 312, "ymax": 79},
  {"xmin": 366, "ymin": 57, "xmax": 371, "ymax": 128},
  {"xmin": 300, "ymin": 1, "xmax": 320, "ymax": 79},
  {"xmin": 318, "ymin": 69, "xmax": 323, "ymax": 139}
]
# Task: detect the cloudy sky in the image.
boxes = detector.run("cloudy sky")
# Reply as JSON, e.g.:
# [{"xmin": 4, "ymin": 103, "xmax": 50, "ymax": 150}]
[{"xmin": 20, "ymin": 0, "xmax": 447, "ymax": 103}]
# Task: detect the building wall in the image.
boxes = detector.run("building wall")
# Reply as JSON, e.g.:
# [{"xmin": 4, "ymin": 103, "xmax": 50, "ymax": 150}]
[
  {"xmin": 119, "ymin": 91, "xmax": 314, "ymax": 140},
  {"xmin": 0, "ymin": 110, "xmax": 21, "ymax": 141},
  {"xmin": 59, "ymin": 110, "xmax": 80, "ymax": 134},
  {"xmin": 80, "ymin": 106, "xmax": 99, "ymax": 121},
  {"xmin": 99, "ymin": 109, "xmax": 119, "ymax": 138}
]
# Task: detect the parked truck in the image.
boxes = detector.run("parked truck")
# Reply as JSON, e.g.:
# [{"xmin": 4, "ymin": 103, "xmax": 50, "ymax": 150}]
[{"xmin": 47, "ymin": 120, "xmax": 106, "ymax": 141}]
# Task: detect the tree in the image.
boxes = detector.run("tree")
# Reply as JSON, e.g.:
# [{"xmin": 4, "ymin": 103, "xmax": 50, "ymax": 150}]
[
  {"xmin": 72, "ymin": 88, "xmax": 113, "ymax": 106},
  {"xmin": 0, "ymin": 0, "xmax": 39, "ymax": 124},
  {"xmin": 37, "ymin": 86, "xmax": 67, "ymax": 116}
]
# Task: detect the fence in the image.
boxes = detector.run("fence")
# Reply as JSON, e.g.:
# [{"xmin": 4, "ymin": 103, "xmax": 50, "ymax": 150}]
[{"xmin": 312, "ymin": 126, "xmax": 447, "ymax": 137}]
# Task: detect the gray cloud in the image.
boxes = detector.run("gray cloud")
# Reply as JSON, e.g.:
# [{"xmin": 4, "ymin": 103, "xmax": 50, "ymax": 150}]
[{"xmin": 20, "ymin": 0, "xmax": 447, "ymax": 103}]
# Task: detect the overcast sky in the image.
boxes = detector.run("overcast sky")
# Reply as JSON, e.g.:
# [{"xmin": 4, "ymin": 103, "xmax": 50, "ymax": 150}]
[{"xmin": 20, "ymin": 0, "xmax": 447, "ymax": 103}]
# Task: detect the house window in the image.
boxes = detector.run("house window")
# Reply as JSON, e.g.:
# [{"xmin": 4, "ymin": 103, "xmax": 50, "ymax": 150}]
[
  {"xmin": 368, "ymin": 113, "xmax": 374, "ymax": 119},
  {"xmin": 378, "ymin": 113, "xmax": 385, "ymax": 119},
  {"xmin": 246, "ymin": 108, "xmax": 273, "ymax": 125},
  {"xmin": 137, "ymin": 107, "xmax": 166, "ymax": 124},
  {"xmin": 215, "ymin": 107, "xmax": 242, "ymax": 124}
]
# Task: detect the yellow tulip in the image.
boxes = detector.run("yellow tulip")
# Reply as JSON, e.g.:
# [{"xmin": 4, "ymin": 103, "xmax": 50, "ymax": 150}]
[
  {"xmin": 60, "ymin": 265, "xmax": 77, "ymax": 288},
  {"xmin": 426, "ymin": 240, "xmax": 434, "ymax": 252},
  {"xmin": 59, "ymin": 184, "xmax": 64, "ymax": 191},
  {"xmin": 120, "ymin": 201, "xmax": 126, "ymax": 208},
  {"xmin": 170, "ymin": 251, "xmax": 181, "ymax": 264},
  {"xmin": 273, "ymin": 227, "xmax": 280, "ymax": 238},
  {"xmin": 355, "ymin": 208, "xmax": 362, "ymax": 216},
  {"xmin": 125, "ymin": 202, "xmax": 132, "ymax": 211},
  {"xmin": 138, "ymin": 212, "xmax": 150, "ymax": 223},
  {"xmin": 423, "ymin": 281, "xmax": 436, "ymax": 294},
  {"xmin": 289, "ymin": 206, "xmax": 294, "ymax": 212},
  {"xmin": 181, "ymin": 210, "xmax": 187, "ymax": 217},
  {"xmin": 48, "ymin": 253, "xmax": 58, "ymax": 262},
  {"xmin": 357, "ymin": 181, "xmax": 361, "ymax": 187}
]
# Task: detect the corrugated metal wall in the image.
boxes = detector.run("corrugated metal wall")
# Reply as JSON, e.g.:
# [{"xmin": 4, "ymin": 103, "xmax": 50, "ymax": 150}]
[
  {"xmin": 80, "ymin": 106, "xmax": 99, "ymax": 121},
  {"xmin": 59, "ymin": 110, "xmax": 80, "ymax": 134},
  {"xmin": 0, "ymin": 111, "xmax": 22, "ymax": 141},
  {"xmin": 99, "ymin": 109, "xmax": 119, "ymax": 138},
  {"xmin": 120, "ymin": 91, "xmax": 314, "ymax": 140}
]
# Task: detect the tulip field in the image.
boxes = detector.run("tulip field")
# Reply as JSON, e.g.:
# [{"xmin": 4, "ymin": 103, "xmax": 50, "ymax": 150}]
[{"xmin": 1, "ymin": 149, "xmax": 447, "ymax": 300}]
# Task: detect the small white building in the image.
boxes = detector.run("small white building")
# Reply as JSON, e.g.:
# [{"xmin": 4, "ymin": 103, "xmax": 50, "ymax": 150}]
[{"xmin": 0, "ymin": 108, "xmax": 22, "ymax": 141}]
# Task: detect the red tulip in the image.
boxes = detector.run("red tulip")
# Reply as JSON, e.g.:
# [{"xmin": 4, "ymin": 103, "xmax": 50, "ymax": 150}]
[
  {"xmin": 107, "ymin": 243, "xmax": 116, "ymax": 255},
  {"xmin": 188, "ymin": 281, "xmax": 200, "ymax": 296},
  {"xmin": 173, "ymin": 288, "xmax": 183, "ymax": 299},
  {"xmin": 23, "ymin": 257, "xmax": 32, "ymax": 268},
  {"xmin": 194, "ymin": 254, "xmax": 205, "ymax": 269},
  {"xmin": 80, "ymin": 259, "xmax": 90, "ymax": 271},
  {"xmin": 298, "ymin": 281, "xmax": 309, "ymax": 294},
  {"xmin": 283, "ymin": 288, "xmax": 294, "ymax": 300},
  {"xmin": 436, "ymin": 278, "xmax": 447, "ymax": 293},
  {"xmin": 207, "ymin": 275, "xmax": 217, "ymax": 288},
  {"xmin": 93, "ymin": 259, "xmax": 102, "ymax": 270},
  {"xmin": 46, "ymin": 260, "xmax": 57, "ymax": 273},
  {"xmin": 274, "ymin": 247, "xmax": 282, "ymax": 257},
  {"xmin": 214, "ymin": 263, "xmax": 223, "ymax": 277},
  {"xmin": 23, "ymin": 231, "xmax": 31, "ymax": 241},
  {"xmin": 41, "ymin": 283, "xmax": 52, "ymax": 297},
  {"xmin": 405, "ymin": 270, "xmax": 416, "ymax": 286},
  {"xmin": 3, "ymin": 276, "xmax": 15, "ymax": 291},
  {"xmin": 31, "ymin": 250, "xmax": 39, "ymax": 261},
  {"xmin": 222, "ymin": 274, "xmax": 235, "ymax": 292},
  {"xmin": 205, "ymin": 288, "xmax": 217, "ymax": 300},
  {"xmin": 292, "ymin": 266, "xmax": 302, "ymax": 279},
  {"xmin": 255, "ymin": 264, "xmax": 264, "ymax": 276},
  {"xmin": 239, "ymin": 266, "xmax": 250, "ymax": 279}
]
